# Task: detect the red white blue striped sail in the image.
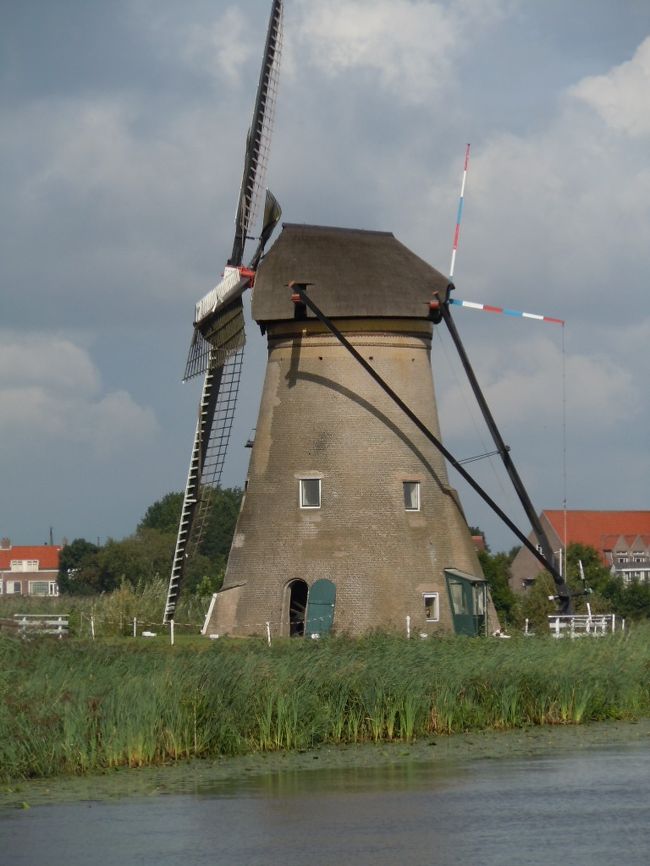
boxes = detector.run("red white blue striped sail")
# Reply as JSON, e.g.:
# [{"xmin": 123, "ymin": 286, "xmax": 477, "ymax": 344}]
[{"xmin": 450, "ymin": 298, "xmax": 564, "ymax": 325}]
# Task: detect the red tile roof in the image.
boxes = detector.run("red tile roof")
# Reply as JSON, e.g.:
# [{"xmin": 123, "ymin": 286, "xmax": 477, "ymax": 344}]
[
  {"xmin": 0, "ymin": 545, "xmax": 61, "ymax": 570},
  {"xmin": 544, "ymin": 511, "xmax": 650, "ymax": 552}
]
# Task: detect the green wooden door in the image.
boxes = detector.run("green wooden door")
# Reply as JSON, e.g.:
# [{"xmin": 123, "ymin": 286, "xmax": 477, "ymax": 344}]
[
  {"xmin": 306, "ymin": 579, "xmax": 336, "ymax": 636},
  {"xmin": 445, "ymin": 570, "xmax": 487, "ymax": 636}
]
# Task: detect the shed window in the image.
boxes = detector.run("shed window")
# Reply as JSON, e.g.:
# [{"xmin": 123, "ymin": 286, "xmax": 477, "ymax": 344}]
[
  {"xmin": 403, "ymin": 481, "xmax": 420, "ymax": 511},
  {"xmin": 299, "ymin": 478, "xmax": 321, "ymax": 509},
  {"xmin": 423, "ymin": 593, "xmax": 439, "ymax": 622}
]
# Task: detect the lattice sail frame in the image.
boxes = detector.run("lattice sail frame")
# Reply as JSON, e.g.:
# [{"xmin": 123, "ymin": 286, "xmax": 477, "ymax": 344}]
[{"xmin": 164, "ymin": 1, "xmax": 284, "ymax": 624}]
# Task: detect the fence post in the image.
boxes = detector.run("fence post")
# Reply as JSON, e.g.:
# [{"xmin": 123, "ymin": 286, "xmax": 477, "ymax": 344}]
[
  {"xmin": 90, "ymin": 615, "xmax": 95, "ymax": 640},
  {"xmin": 133, "ymin": 617, "xmax": 137, "ymax": 638},
  {"xmin": 170, "ymin": 619, "xmax": 175, "ymax": 646},
  {"xmin": 266, "ymin": 621, "xmax": 271, "ymax": 647},
  {"xmin": 406, "ymin": 615, "xmax": 411, "ymax": 639}
]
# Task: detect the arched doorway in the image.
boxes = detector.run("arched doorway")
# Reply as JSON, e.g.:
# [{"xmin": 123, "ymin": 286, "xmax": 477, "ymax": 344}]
[{"xmin": 287, "ymin": 579, "xmax": 309, "ymax": 637}]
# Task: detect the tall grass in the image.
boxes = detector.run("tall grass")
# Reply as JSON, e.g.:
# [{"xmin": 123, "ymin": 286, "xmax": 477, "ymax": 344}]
[{"xmin": 0, "ymin": 628, "xmax": 648, "ymax": 781}]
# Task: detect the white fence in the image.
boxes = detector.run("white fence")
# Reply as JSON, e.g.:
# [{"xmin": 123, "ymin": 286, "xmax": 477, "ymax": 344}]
[
  {"xmin": 13, "ymin": 613, "xmax": 69, "ymax": 639},
  {"xmin": 547, "ymin": 613, "xmax": 619, "ymax": 638}
]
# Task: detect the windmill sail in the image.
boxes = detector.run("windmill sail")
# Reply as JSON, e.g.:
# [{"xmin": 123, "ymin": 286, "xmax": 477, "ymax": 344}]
[{"xmin": 164, "ymin": 0, "xmax": 284, "ymax": 624}]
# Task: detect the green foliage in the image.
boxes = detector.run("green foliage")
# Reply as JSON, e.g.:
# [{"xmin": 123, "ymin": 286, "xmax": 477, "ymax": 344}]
[
  {"xmin": 138, "ymin": 492, "xmax": 184, "ymax": 535},
  {"xmin": 58, "ymin": 538, "xmax": 100, "ymax": 594},
  {"xmin": 58, "ymin": 488, "xmax": 241, "ymax": 598},
  {"xmin": 478, "ymin": 549, "xmax": 516, "ymax": 622},
  {"xmin": 518, "ymin": 572, "xmax": 557, "ymax": 631},
  {"xmin": 198, "ymin": 487, "xmax": 243, "ymax": 562},
  {"xmin": 565, "ymin": 543, "xmax": 612, "ymax": 596},
  {"xmin": 1, "ymin": 627, "xmax": 649, "ymax": 781}
]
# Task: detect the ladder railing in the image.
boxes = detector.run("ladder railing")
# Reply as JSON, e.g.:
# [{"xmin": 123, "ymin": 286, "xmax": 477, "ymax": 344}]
[{"xmin": 163, "ymin": 348, "xmax": 244, "ymax": 623}]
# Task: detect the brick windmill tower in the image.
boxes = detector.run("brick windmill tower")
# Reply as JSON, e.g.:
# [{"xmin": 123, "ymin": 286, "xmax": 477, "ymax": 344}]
[{"xmin": 203, "ymin": 223, "xmax": 495, "ymax": 638}]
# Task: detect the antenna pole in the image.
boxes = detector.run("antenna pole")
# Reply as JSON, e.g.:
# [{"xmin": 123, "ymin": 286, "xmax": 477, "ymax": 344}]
[{"xmin": 449, "ymin": 143, "xmax": 470, "ymax": 279}]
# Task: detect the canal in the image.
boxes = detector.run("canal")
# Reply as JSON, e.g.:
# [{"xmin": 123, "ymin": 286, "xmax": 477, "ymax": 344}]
[{"xmin": 1, "ymin": 733, "xmax": 648, "ymax": 865}]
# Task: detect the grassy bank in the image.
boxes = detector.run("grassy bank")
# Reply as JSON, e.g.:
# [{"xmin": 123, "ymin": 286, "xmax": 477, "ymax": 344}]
[{"xmin": 1, "ymin": 629, "xmax": 648, "ymax": 781}]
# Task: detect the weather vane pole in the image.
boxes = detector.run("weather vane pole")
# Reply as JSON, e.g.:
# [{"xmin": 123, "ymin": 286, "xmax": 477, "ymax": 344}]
[{"xmin": 449, "ymin": 143, "xmax": 470, "ymax": 279}]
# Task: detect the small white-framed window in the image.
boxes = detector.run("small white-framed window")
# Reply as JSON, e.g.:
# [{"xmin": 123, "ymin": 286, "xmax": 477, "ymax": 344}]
[
  {"xmin": 403, "ymin": 481, "xmax": 420, "ymax": 511},
  {"xmin": 29, "ymin": 581, "xmax": 49, "ymax": 596},
  {"xmin": 423, "ymin": 592, "xmax": 439, "ymax": 622},
  {"xmin": 299, "ymin": 478, "xmax": 321, "ymax": 509},
  {"xmin": 10, "ymin": 559, "xmax": 38, "ymax": 571},
  {"xmin": 7, "ymin": 581, "xmax": 22, "ymax": 595}
]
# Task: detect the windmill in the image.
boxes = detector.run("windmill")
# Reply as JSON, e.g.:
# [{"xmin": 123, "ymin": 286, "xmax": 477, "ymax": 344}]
[
  {"xmin": 163, "ymin": 0, "xmax": 284, "ymax": 624},
  {"xmin": 166, "ymin": 8, "xmax": 570, "ymax": 635}
]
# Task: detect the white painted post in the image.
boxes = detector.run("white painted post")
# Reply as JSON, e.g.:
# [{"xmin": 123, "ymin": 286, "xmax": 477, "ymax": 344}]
[
  {"xmin": 170, "ymin": 619, "xmax": 175, "ymax": 646},
  {"xmin": 524, "ymin": 618, "xmax": 529, "ymax": 635},
  {"xmin": 266, "ymin": 621, "xmax": 271, "ymax": 647},
  {"xmin": 406, "ymin": 615, "xmax": 411, "ymax": 639},
  {"xmin": 133, "ymin": 617, "xmax": 137, "ymax": 638},
  {"xmin": 90, "ymin": 615, "xmax": 95, "ymax": 640}
]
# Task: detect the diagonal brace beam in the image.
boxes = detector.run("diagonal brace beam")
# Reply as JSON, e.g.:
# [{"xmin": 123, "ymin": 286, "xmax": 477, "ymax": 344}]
[{"xmin": 290, "ymin": 284, "xmax": 572, "ymax": 613}]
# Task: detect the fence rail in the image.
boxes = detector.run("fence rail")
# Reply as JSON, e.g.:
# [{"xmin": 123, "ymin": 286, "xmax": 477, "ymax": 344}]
[
  {"xmin": 12, "ymin": 613, "xmax": 69, "ymax": 639},
  {"xmin": 548, "ymin": 613, "xmax": 618, "ymax": 638}
]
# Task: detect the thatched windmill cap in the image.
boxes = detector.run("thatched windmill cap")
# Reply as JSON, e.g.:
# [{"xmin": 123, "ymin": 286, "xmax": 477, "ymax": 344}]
[{"xmin": 252, "ymin": 223, "xmax": 451, "ymax": 323}]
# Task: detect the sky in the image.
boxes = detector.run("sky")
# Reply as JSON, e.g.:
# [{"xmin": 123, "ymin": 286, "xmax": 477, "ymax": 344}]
[{"xmin": 1, "ymin": 0, "xmax": 649, "ymax": 553}]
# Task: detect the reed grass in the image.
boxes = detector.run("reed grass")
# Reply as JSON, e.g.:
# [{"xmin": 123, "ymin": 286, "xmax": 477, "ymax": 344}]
[{"xmin": 0, "ymin": 627, "xmax": 648, "ymax": 781}]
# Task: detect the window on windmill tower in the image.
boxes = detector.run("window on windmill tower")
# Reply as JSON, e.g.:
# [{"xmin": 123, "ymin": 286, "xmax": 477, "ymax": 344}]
[
  {"xmin": 423, "ymin": 592, "xmax": 439, "ymax": 622},
  {"xmin": 299, "ymin": 478, "xmax": 321, "ymax": 509},
  {"xmin": 403, "ymin": 481, "xmax": 420, "ymax": 511}
]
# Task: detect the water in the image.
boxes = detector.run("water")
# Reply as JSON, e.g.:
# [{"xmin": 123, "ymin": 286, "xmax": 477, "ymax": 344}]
[{"xmin": 1, "ymin": 742, "xmax": 648, "ymax": 866}]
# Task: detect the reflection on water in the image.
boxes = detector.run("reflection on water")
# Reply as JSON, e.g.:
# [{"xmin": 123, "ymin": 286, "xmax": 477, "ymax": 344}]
[{"xmin": 1, "ymin": 743, "xmax": 648, "ymax": 866}]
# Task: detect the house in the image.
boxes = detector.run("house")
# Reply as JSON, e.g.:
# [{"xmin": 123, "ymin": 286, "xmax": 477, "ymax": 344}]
[
  {"xmin": 509, "ymin": 511, "xmax": 650, "ymax": 593},
  {"xmin": 0, "ymin": 538, "xmax": 61, "ymax": 598}
]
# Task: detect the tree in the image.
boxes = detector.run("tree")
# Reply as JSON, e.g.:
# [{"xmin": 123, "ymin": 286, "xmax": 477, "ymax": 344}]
[
  {"xmin": 518, "ymin": 571, "xmax": 557, "ymax": 631},
  {"xmin": 58, "ymin": 538, "xmax": 100, "ymax": 594},
  {"xmin": 199, "ymin": 487, "xmax": 243, "ymax": 562},
  {"xmin": 564, "ymin": 543, "xmax": 611, "ymax": 596},
  {"xmin": 138, "ymin": 492, "xmax": 183, "ymax": 535},
  {"xmin": 478, "ymin": 549, "xmax": 516, "ymax": 622}
]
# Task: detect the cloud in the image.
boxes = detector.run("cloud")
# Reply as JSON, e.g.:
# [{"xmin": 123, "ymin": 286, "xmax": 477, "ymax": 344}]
[
  {"xmin": 570, "ymin": 36, "xmax": 650, "ymax": 138},
  {"xmin": 0, "ymin": 334, "xmax": 159, "ymax": 457},
  {"xmin": 0, "ymin": 336, "xmax": 99, "ymax": 395},
  {"xmin": 293, "ymin": 0, "xmax": 511, "ymax": 105},
  {"xmin": 0, "ymin": 91, "xmax": 246, "ymax": 329},
  {"xmin": 438, "ymin": 333, "xmax": 636, "ymax": 438},
  {"xmin": 182, "ymin": 7, "xmax": 255, "ymax": 85}
]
